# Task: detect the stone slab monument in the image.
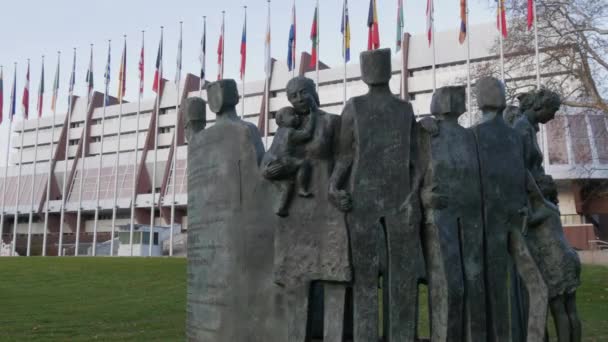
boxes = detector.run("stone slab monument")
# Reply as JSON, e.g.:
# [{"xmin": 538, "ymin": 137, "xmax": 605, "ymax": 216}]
[
  {"xmin": 186, "ymin": 51, "xmax": 581, "ymax": 341},
  {"xmin": 186, "ymin": 80, "xmax": 285, "ymax": 341}
]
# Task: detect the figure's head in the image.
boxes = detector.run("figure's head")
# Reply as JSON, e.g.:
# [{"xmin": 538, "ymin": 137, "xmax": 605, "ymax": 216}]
[
  {"xmin": 275, "ymin": 106, "xmax": 300, "ymax": 128},
  {"xmin": 286, "ymin": 77, "xmax": 320, "ymax": 114},
  {"xmin": 207, "ymin": 79, "xmax": 239, "ymax": 114},
  {"xmin": 476, "ymin": 77, "xmax": 506, "ymax": 112},
  {"xmin": 534, "ymin": 88, "xmax": 561, "ymax": 124},
  {"xmin": 184, "ymin": 97, "xmax": 207, "ymax": 141},
  {"xmin": 360, "ymin": 48, "xmax": 392, "ymax": 86},
  {"xmin": 430, "ymin": 86, "xmax": 466, "ymax": 121}
]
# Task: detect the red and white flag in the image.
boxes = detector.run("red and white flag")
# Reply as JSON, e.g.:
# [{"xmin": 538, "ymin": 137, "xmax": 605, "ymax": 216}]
[
  {"xmin": 426, "ymin": 0, "xmax": 434, "ymax": 46},
  {"xmin": 527, "ymin": 0, "xmax": 534, "ymax": 31},
  {"xmin": 152, "ymin": 29, "xmax": 163, "ymax": 94},
  {"xmin": 217, "ymin": 15, "xmax": 225, "ymax": 80},
  {"xmin": 22, "ymin": 60, "xmax": 30, "ymax": 119},
  {"xmin": 138, "ymin": 35, "xmax": 145, "ymax": 95}
]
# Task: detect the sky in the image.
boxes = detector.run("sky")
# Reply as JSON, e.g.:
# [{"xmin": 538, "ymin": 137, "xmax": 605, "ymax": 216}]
[{"xmin": 0, "ymin": 0, "xmax": 496, "ymax": 166}]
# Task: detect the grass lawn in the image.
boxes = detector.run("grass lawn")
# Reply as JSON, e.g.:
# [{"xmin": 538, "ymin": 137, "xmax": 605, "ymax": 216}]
[{"xmin": 0, "ymin": 258, "xmax": 606, "ymax": 341}]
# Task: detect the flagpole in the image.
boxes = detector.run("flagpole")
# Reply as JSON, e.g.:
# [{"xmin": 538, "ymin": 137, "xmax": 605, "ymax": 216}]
[
  {"xmin": 431, "ymin": 1, "xmax": 436, "ymax": 92},
  {"xmin": 58, "ymin": 49, "xmax": 76, "ymax": 256},
  {"xmin": 12, "ymin": 60, "xmax": 27, "ymax": 256},
  {"xmin": 265, "ymin": 0, "xmax": 271, "ymax": 148},
  {"xmin": 75, "ymin": 46, "xmax": 91, "ymax": 257},
  {"xmin": 315, "ymin": 0, "xmax": 320, "ymax": 91},
  {"xmin": 93, "ymin": 41, "xmax": 110, "ymax": 256},
  {"xmin": 27, "ymin": 56, "xmax": 44, "ymax": 256},
  {"xmin": 292, "ymin": 0, "xmax": 296, "ymax": 79},
  {"xmin": 129, "ymin": 30, "xmax": 144, "ymax": 257},
  {"xmin": 0, "ymin": 64, "xmax": 9, "ymax": 255},
  {"xmin": 466, "ymin": 2, "xmax": 473, "ymax": 126},
  {"xmin": 400, "ymin": 38, "xmax": 406, "ymax": 100},
  {"xmin": 498, "ymin": 1, "xmax": 505, "ymax": 83},
  {"xmin": 199, "ymin": 17, "xmax": 206, "ymax": 97},
  {"xmin": 241, "ymin": 7, "xmax": 247, "ymax": 120},
  {"xmin": 150, "ymin": 27, "xmax": 163, "ymax": 257},
  {"xmin": 169, "ymin": 22, "xmax": 183, "ymax": 257},
  {"xmin": 533, "ymin": 0, "xmax": 540, "ymax": 88},
  {"xmin": 43, "ymin": 52, "xmax": 59, "ymax": 257},
  {"xmin": 1, "ymin": 110, "xmax": 13, "ymax": 255},
  {"xmin": 110, "ymin": 36, "xmax": 126, "ymax": 256},
  {"xmin": 343, "ymin": 2, "xmax": 347, "ymax": 105}
]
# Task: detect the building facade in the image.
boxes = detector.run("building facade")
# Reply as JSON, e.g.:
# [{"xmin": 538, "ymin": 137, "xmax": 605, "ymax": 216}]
[{"xmin": 1, "ymin": 23, "xmax": 606, "ymax": 256}]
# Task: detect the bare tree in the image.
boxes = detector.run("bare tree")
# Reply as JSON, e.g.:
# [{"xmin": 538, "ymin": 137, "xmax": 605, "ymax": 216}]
[{"xmin": 473, "ymin": 0, "xmax": 608, "ymax": 112}]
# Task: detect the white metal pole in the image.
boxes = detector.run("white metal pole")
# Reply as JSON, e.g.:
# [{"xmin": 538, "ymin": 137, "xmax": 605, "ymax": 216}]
[
  {"xmin": 315, "ymin": 0, "xmax": 320, "ymax": 91},
  {"xmin": 343, "ymin": 3, "xmax": 347, "ymax": 105},
  {"xmin": 111, "ymin": 36, "xmax": 127, "ymax": 256},
  {"xmin": 75, "ymin": 45, "xmax": 94, "ymax": 257},
  {"xmin": 466, "ymin": 3, "xmax": 473, "ymax": 126},
  {"xmin": 93, "ymin": 41, "xmax": 111, "ymax": 256},
  {"xmin": 13, "ymin": 60, "xmax": 28, "ymax": 256},
  {"xmin": 170, "ymin": 23, "xmax": 183, "ymax": 257},
  {"xmin": 292, "ymin": 0, "xmax": 296, "ymax": 79},
  {"xmin": 401, "ymin": 36, "xmax": 406, "ymax": 100},
  {"xmin": 43, "ymin": 52, "xmax": 59, "ymax": 257},
  {"xmin": 59, "ymin": 49, "xmax": 77, "ymax": 256},
  {"xmin": 129, "ymin": 30, "xmax": 144, "ymax": 257},
  {"xmin": 241, "ymin": 7, "xmax": 247, "ymax": 119},
  {"xmin": 533, "ymin": 0, "xmax": 540, "ymax": 88},
  {"xmin": 27, "ymin": 56, "xmax": 44, "ymax": 257},
  {"xmin": 1, "ymin": 116, "xmax": 13, "ymax": 255},
  {"xmin": 150, "ymin": 27, "xmax": 163, "ymax": 257},
  {"xmin": 431, "ymin": 2, "xmax": 436, "ymax": 92},
  {"xmin": 265, "ymin": 1, "xmax": 271, "ymax": 148}
]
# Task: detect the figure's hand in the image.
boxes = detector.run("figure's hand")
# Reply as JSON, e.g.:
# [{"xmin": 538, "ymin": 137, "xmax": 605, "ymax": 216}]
[
  {"xmin": 262, "ymin": 161, "xmax": 288, "ymax": 180},
  {"xmin": 419, "ymin": 117, "xmax": 439, "ymax": 137},
  {"xmin": 420, "ymin": 187, "xmax": 448, "ymax": 210},
  {"xmin": 330, "ymin": 189, "xmax": 353, "ymax": 212}
]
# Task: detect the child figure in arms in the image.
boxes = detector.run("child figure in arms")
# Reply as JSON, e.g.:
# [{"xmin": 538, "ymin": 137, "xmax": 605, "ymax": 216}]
[{"xmin": 263, "ymin": 106, "xmax": 317, "ymax": 217}]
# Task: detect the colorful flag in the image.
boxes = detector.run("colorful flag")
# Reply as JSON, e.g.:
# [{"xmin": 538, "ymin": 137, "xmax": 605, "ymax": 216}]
[
  {"xmin": 309, "ymin": 5, "xmax": 318, "ymax": 67},
  {"xmin": 51, "ymin": 56, "xmax": 60, "ymax": 112},
  {"xmin": 118, "ymin": 40, "xmax": 127, "ymax": 99},
  {"xmin": 497, "ymin": 0, "xmax": 508, "ymax": 38},
  {"xmin": 104, "ymin": 43, "xmax": 111, "ymax": 104},
  {"xmin": 240, "ymin": 10, "xmax": 247, "ymax": 80},
  {"xmin": 367, "ymin": 0, "xmax": 380, "ymax": 50},
  {"xmin": 152, "ymin": 31, "xmax": 163, "ymax": 93},
  {"xmin": 37, "ymin": 59, "xmax": 44, "ymax": 117},
  {"xmin": 9, "ymin": 66, "xmax": 16, "ymax": 120},
  {"xmin": 426, "ymin": 0, "xmax": 434, "ymax": 46},
  {"xmin": 0, "ymin": 67, "xmax": 3, "ymax": 123},
  {"xmin": 217, "ymin": 15, "xmax": 225, "ymax": 80},
  {"xmin": 22, "ymin": 60, "xmax": 30, "ymax": 119},
  {"xmin": 139, "ymin": 36, "xmax": 145, "ymax": 95},
  {"xmin": 86, "ymin": 46, "xmax": 94, "ymax": 102},
  {"xmin": 459, "ymin": 0, "xmax": 467, "ymax": 44},
  {"xmin": 396, "ymin": 0, "xmax": 404, "ymax": 52},
  {"xmin": 265, "ymin": 6, "xmax": 272, "ymax": 78},
  {"xmin": 200, "ymin": 18, "xmax": 206, "ymax": 80},
  {"xmin": 287, "ymin": 3, "xmax": 296, "ymax": 72},
  {"xmin": 342, "ymin": 0, "xmax": 351, "ymax": 62},
  {"xmin": 175, "ymin": 25, "xmax": 182, "ymax": 85},
  {"xmin": 69, "ymin": 50, "xmax": 76, "ymax": 94},
  {"xmin": 527, "ymin": 0, "xmax": 534, "ymax": 31}
]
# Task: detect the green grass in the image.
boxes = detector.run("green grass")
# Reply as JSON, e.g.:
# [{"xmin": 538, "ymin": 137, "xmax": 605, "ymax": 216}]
[{"xmin": 0, "ymin": 258, "xmax": 606, "ymax": 341}]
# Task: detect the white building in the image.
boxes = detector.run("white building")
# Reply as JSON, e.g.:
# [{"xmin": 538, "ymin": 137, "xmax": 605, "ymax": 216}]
[{"xmin": 1, "ymin": 23, "xmax": 606, "ymax": 256}]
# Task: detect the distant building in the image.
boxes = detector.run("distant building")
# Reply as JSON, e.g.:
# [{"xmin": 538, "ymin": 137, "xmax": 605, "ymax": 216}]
[{"xmin": 1, "ymin": 23, "xmax": 606, "ymax": 256}]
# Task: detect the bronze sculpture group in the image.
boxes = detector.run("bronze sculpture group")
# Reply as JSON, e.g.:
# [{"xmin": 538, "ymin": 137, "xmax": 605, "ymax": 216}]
[{"xmin": 186, "ymin": 48, "xmax": 581, "ymax": 342}]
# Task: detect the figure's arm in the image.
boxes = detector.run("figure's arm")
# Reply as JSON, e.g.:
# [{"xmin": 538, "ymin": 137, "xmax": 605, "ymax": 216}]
[
  {"xmin": 261, "ymin": 130, "xmax": 290, "ymax": 180},
  {"xmin": 329, "ymin": 103, "xmax": 355, "ymax": 212},
  {"xmin": 290, "ymin": 110, "xmax": 318, "ymax": 143}
]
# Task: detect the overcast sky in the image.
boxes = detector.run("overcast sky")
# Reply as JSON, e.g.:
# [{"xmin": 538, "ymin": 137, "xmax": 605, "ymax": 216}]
[{"xmin": 0, "ymin": 0, "xmax": 496, "ymax": 166}]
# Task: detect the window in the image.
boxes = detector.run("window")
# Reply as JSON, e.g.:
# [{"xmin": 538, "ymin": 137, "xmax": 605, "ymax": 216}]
[
  {"xmin": 92, "ymin": 119, "xmax": 102, "ymax": 125},
  {"xmin": 159, "ymin": 127, "xmax": 171, "ymax": 134},
  {"xmin": 92, "ymin": 137, "xmax": 101, "ymax": 143},
  {"xmin": 409, "ymin": 94, "xmax": 416, "ymax": 101},
  {"xmin": 69, "ymin": 139, "xmax": 80, "ymax": 146},
  {"xmin": 70, "ymin": 122, "xmax": 83, "ymax": 128}
]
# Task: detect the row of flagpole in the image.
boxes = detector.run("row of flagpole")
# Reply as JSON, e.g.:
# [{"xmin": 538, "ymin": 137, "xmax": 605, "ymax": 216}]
[{"xmin": 0, "ymin": 0, "xmax": 545, "ymax": 257}]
